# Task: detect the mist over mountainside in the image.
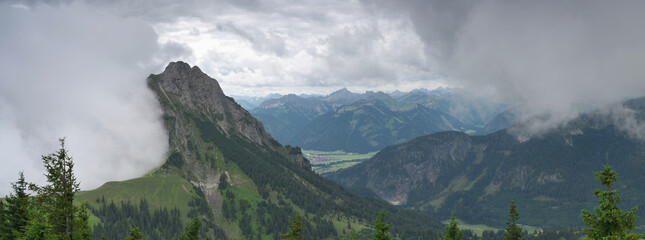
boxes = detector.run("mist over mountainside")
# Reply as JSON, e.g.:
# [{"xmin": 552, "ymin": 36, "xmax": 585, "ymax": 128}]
[
  {"xmin": 251, "ymin": 87, "xmax": 510, "ymax": 153},
  {"xmin": 479, "ymin": 109, "xmax": 518, "ymax": 135},
  {"xmin": 329, "ymin": 96, "xmax": 645, "ymax": 228},
  {"xmin": 80, "ymin": 62, "xmax": 444, "ymax": 239}
]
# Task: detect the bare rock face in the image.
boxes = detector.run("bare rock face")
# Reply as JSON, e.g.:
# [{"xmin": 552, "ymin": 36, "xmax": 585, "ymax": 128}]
[
  {"xmin": 147, "ymin": 61, "xmax": 311, "ymax": 219},
  {"xmin": 154, "ymin": 61, "xmax": 272, "ymax": 146}
]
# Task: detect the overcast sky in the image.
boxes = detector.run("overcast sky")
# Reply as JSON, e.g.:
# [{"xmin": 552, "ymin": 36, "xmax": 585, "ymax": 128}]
[{"xmin": 2, "ymin": 0, "xmax": 645, "ymax": 195}]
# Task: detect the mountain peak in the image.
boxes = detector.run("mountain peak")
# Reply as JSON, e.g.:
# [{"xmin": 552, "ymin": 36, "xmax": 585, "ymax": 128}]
[
  {"xmin": 164, "ymin": 61, "xmax": 205, "ymax": 76},
  {"xmin": 149, "ymin": 62, "xmax": 272, "ymax": 147},
  {"xmin": 333, "ymin": 87, "xmax": 351, "ymax": 93},
  {"xmin": 323, "ymin": 88, "xmax": 361, "ymax": 105}
]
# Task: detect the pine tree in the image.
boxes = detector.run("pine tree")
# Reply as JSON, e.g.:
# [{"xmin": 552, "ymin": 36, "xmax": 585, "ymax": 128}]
[
  {"xmin": 30, "ymin": 138, "xmax": 89, "ymax": 240},
  {"xmin": 179, "ymin": 215, "xmax": 202, "ymax": 240},
  {"xmin": 125, "ymin": 225, "xmax": 143, "ymax": 240},
  {"xmin": 580, "ymin": 160, "xmax": 642, "ymax": 240},
  {"xmin": 73, "ymin": 204, "xmax": 91, "ymax": 240},
  {"xmin": 347, "ymin": 229, "xmax": 358, "ymax": 240},
  {"xmin": 281, "ymin": 212, "xmax": 304, "ymax": 240},
  {"xmin": 504, "ymin": 201, "xmax": 524, "ymax": 240},
  {"xmin": 19, "ymin": 213, "xmax": 56, "ymax": 240},
  {"xmin": 441, "ymin": 213, "xmax": 463, "ymax": 240},
  {"xmin": 4, "ymin": 172, "xmax": 30, "ymax": 239},
  {"xmin": 218, "ymin": 173, "xmax": 228, "ymax": 190},
  {"xmin": 371, "ymin": 209, "xmax": 392, "ymax": 240},
  {"xmin": 0, "ymin": 200, "xmax": 9, "ymax": 240}
]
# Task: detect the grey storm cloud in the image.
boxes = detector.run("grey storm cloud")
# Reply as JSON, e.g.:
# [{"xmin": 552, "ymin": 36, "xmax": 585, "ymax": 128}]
[
  {"xmin": 0, "ymin": 2, "xmax": 169, "ymax": 195},
  {"xmin": 371, "ymin": 0, "xmax": 645, "ymax": 136}
]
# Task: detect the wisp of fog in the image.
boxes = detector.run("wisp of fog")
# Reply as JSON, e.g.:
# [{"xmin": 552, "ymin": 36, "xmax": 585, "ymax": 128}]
[
  {"xmin": 380, "ymin": 0, "xmax": 645, "ymax": 136},
  {"xmin": 0, "ymin": 2, "xmax": 168, "ymax": 196}
]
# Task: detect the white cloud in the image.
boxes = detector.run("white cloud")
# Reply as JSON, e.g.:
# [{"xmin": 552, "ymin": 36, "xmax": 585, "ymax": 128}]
[
  {"xmin": 0, "ymin": 2, "xmax": 168, "ymax": 195},
  {"xmin": 143, "ymin": 0, "xmax": 443, "ymax": 96}
]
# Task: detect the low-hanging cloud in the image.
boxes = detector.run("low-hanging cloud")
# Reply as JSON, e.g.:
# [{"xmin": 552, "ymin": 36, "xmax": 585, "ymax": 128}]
[
  {"xmin": 373, "ymin": 0, "xmax": 645, "ymax": 136},
  {"xmin": 0, "ymin": 2, "xmax": 169, "ymax": 195}
]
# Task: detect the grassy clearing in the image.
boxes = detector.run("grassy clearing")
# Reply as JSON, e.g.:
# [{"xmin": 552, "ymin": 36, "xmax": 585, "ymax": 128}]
[
  {"xmin": 303, "ymin": 150, "xmax": 377, "ymax": 174},
  {"xmin": 441, "ymin": 219, "xmax": 543, "ymax": 237},
  {"xmin": 441, "ymin": 219, "xmax": 499, "ymax": 236},
  {"xmin": 76, "ymin": 172, "xmax": 195, "ymax": 225}
]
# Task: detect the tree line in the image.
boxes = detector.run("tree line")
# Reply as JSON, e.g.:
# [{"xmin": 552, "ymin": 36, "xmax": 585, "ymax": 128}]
[
  {"xmin": 2, "ymin": 139, "xmax": 642, "ymax": 240},
  {"xmin": 433, "ymin": 159, "xmax": 642, "ymax": 240},
  {"xmin": 279, "ymin": 159, "xmax": 642, "ymax": 240}
]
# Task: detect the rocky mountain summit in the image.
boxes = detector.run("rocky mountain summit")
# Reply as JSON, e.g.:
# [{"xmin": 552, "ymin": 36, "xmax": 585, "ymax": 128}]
[
  {"xmin": 151, "ymin": 61, "xmax": 273, "ymax": 146},
  {"xmin": 147, "ymin": 62, "xmax": 312, "ymax": 222}
]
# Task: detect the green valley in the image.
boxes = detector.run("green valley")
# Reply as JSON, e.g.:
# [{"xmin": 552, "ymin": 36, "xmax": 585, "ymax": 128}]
[{"xmin": 303, "ymin": 150, "xmax": 377, "ymax": 174}]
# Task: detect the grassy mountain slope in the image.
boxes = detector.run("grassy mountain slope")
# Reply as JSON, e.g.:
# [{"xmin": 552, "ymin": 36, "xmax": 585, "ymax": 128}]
[
  {"xmin": 330, "ymin": 97, "xmax": 645, "ymax": 228},
  {"xmin": 78, "ymin": 62, "xmax": 443, "ymax": 239}
]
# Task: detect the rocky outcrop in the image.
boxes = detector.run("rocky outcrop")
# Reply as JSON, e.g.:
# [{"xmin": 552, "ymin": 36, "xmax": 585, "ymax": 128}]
[
  {"xmin": 152, "ymin": 61, "xmax": 273, "ymax": 146},
  {"xmin": 147, "ymin": 62, "xmax": 311, "ymax": 218}
]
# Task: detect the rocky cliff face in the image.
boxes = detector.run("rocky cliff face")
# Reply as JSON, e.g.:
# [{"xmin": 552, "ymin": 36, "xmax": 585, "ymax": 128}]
[
  {"xmin": 152, "ymin": 61, "xmax": 273, "ymax": 146},
  {"xmin": 146, "ymin": 62, "xmax": 311, "ymax": 218}
]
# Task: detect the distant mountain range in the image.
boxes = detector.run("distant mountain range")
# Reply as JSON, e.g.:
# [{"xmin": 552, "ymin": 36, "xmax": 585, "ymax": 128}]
[
  {"xmin": 329, "ymin": 97, "xmax": 645, "ymax": 228},
  {"xmin": 231, "ymin": 93, "xmax": 284, "ymax": 110},
  {"xmin": 250, "ymin": 87, "xmax": 510, "ymax": 153}
]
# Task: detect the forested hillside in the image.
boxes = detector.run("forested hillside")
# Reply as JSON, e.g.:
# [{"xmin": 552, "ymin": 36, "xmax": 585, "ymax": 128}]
[{"xmin": 330, "ymin": 97, "xmax": 645, "ymax": 228}]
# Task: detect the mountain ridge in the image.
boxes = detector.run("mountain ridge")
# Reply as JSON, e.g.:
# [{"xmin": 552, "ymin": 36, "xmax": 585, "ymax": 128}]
[
  {"xmin": 252, "ymin": 87, "xmax": 510, "ymax": 152},
  {"xmin": 329, "ymin": 98, "xmax": 645, "ymax": 228}
]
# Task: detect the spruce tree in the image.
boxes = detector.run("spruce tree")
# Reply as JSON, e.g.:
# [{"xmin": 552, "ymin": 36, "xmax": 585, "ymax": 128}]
[
  {"xmin": 441, "ymin": 213, "xmax": 463, "ymax": 240},
  {"xmin": 580, "ymin": 160, "xmax": 642, "ymax": 240},
  {"xmin": 281, "ymin": 212, "xmax": 304, "ymax": 240},
  {"xmin": 19, "ymin": 214, "xmax": 56, "ymax": 240},
  {"xmin": 347, "ymin": 229, "xmax": 358, "ymax": 240},
  {"xmin": 371, "ymin": 209, "xmax": 392, "ymax": 240},
  {"xmin": 218, "ymin": 173, "xmax": 228, "ymax": 190},
  {"xmin": 179, "ymin": 215, "xmax": 202, "ymax": 240},
  {"xmin": 125, "ymin": 225, "xmax": 143, "ymax": 240},
  {"xmin": 0, "ymin": 200, "xmax": 8, "ymax": 240},
  {"xmin": 74, "ymin": 204, "xmax": 91, "ymax": 240},
  {"xmin": 4, "ymin": 172, "xmax": 30, "ymax": 239},
  {"xmin": 504, "ymin": 201, "xmax": 524, "ymax": 240},
  {"xmin": 30, "ymin": 138, "xmax": 89, "ymax": 240}
]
